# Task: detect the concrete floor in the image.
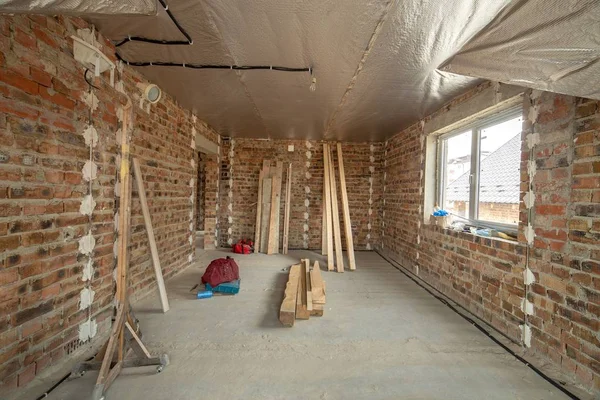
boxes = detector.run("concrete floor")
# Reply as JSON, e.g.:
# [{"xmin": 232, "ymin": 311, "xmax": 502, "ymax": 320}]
[{"xmin": 46, "ymin": 250, "xmax": 570, "ymax": 400}]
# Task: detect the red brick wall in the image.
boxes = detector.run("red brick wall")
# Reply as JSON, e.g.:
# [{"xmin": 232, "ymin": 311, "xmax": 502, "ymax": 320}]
[
  {"xmin": 381, "ymin": 84, "xmax": 600, "ymax": 393},
  {"xmin": 0, "ymin": 14, "xmax": 218, "ymax": 394},
  {"xmin": 217, "ymin": 139, "xmax": 383, "ymax": 251}
]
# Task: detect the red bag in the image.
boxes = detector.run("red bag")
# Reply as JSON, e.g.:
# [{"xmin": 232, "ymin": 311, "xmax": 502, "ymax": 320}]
[
  {"xmin": 232, "ymin": 239, "xmax": 253, "ymax": 254},
  {"xmin": 201, "ymin": 257, "xmax": 240, "ymax": 287}
]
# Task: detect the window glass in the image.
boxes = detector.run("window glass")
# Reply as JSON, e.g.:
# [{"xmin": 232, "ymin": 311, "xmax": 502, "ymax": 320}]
[
  {"xmin": 443, "ymin": 130, "xmax": 471, "ymax": 219},
  {"xmin": 477, "ymin": 116, "xmax": 522, "ymax": 224}
]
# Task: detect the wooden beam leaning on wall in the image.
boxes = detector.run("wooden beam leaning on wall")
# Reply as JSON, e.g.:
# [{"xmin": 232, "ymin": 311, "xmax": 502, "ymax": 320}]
[
  {"xmin": 259, "ymin": 160, "xmax": 272, "ymax": 253},
  {"xmin": 282, "ymin": 163, "xmax": 292, "ymax": 254},
  {"xmin": 254, "ymin": 168, "xmax": 265, "ymax": 253},
  {"xmin": 328, "ymin": 145, "xmax": 345, "ymax": 272},
  {"xmin": 267, "ymin": 161, "xmax": 283, "ymax": 254},
  {"xmin": 322, "ymin": 144, "xmax": 334, "ymax": 271},
  {"xmin": 132, "ymin": 158, "xmax": 170, "ymax": 312},
  {"xmin": 336, "ymin": 143, "xmax": 357, "ymax": 270}
]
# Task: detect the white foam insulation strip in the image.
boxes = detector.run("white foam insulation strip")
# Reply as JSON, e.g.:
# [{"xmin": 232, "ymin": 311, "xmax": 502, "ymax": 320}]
[{"xmin": 443, "ymin": 0, "xmax": 600, "ymax": 101}]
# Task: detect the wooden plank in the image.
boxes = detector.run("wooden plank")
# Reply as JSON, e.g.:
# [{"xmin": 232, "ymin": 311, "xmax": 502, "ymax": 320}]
[
  {"xmin": 267, "ymin": 161, "xmax": 283, "ymax": 254},
  {"xmin": 310, "ymin": 261, "xmax": 326, "ymax": 304},
  {"xmin": 254, "ymin": 168, "xmax": 264, "ymax": 253},
  {"xmin": 295, "ymin": 262, "xmax": 310, "ymax": 320},
  {"xmin": 279, "ymin": 264, "xmax": 300, "ymax": 327},
  {"xmin": 322, "ymin": 144, "xmax": 334, "ymax": 271},
  {"xmin": 329, "ymin": 145, "xmax": 345, "ymax": 272},
  {"xmin": 282, "ymin": 163, "xmax": 292, "ymax": 254},
  {"xmin": 310, "ymin": 303, "xmax": 324, "ymax": 317},
  {"xmin": 336, "ymin": 143, "xmax": 357, "ymax": 271},
  {"xmin": 125, "ymin": 321, "xmax": 151, "ymax": 358},
  {"xmin": 116, "ymin": 104, "xmax": 132, "ymax": 305},
  {"xmin": 95, "ymin": 304, "xmax": 125, "ymax": 386},
  {"xmin": 303, "ymin": 259, "xmax": 313, "ymax": 311},
  {"xmin": 259, "ymin": 178, "xmax": 272, "ymax": 253},
  {"xmin": 321, "ymin": 178, "xmax": 328, "ymax": 256},
  {"xmin": 132, "ymin": 158, "xmax": 170, "ymax": 313}
]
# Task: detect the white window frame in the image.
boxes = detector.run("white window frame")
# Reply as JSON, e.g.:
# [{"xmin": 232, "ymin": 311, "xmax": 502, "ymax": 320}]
[{"xmin": 436, "ymin": 107, "xmax": 523, "ymax": 234}]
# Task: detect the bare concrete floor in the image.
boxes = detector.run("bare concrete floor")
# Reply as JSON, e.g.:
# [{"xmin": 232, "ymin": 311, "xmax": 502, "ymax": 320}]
[{"xmin": 47, "ymin": 250, "xmax": 570, "ymax": 400}]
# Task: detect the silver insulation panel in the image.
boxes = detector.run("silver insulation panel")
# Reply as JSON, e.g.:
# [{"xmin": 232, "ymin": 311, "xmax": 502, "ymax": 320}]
[
  {"xmin": 0, "ymin": 0, "xmax": 156, "ymax": 15},
  {"xmin": 2, "ymin": 0, "xmax": 599, "ymax": 140}
]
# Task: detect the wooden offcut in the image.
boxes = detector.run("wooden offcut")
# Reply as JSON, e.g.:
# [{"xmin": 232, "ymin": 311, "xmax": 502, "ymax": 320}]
[
  {"xmin": 310, "ymin": 261, "xmax": 326, "ymax": 305},
  {"xmin": 132, "ymin": 158, "xmax": 169, "ymax": 313},
  {"xmin": 336, "ymin": 143, "xmax": 357, "ymax": 270},
  {"xmin": 295, "ymin": 262, "xmax": 310, "ymax": 320},
  {"xmin": 279, "ymin": 264, "xmax": 301, "ymax": 327},
  {"xmin": 303, "ymin": 259, "xmax": 313, "ymax": 312},
  {"xmin": 328, "ymin": 145, "xmax": 345, "ymax": 272},
  {"xmin": 282, "ymin": 163, "xmax": 292, "ymax": 254},
  {"xmin": 322, "ymin": 144, "xmax": 334, "ymax": 271}
]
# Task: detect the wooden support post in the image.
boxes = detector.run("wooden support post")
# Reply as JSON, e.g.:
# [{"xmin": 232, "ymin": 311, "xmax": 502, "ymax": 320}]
[
  {"xmin": 336, "ymin": 143, "xmax": 357, "ymax": 270},
  {"xmin": 132, "ymin": 158, "xmax": 170, "ymax": 312},
  {"xmin": 328, "ymin": 145, "xmax": 344, "ymax": 272},
  {"xmin": 322, "ymin": 144, "xmax": 334, "ymax": 271},
  {"xmin": 279, "ymin": 264, "xmax": 300, "ymax": 327},
  {"xmin": 282, "ymin": 163, "xmax": 292, "ymax": 254},
  {"xmin": 254, "ymin": 168, "xmax": 264, "ymax": 253}
]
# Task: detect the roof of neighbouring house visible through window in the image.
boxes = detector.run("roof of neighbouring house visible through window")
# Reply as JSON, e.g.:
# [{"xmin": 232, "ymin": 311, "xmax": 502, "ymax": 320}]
[{"xmin": 445, "ymin": 133, "xmax": 521, "ymax": 204}]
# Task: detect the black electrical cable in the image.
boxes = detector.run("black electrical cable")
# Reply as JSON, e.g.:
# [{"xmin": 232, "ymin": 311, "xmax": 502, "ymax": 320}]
[
  {"xmin": 114, "ymin": 52, "xmax": 311, "ymax": 72},
  {"xmin": 375, "ymin": 250, "xmax": 581, "ymax": 400},
  {"xmin": 112, "ymin": 0, "xmax": 312, "ymax": 74},
  {"xmin": 115, "ymin": 0, "xmax": 192, "ymax": 47}
]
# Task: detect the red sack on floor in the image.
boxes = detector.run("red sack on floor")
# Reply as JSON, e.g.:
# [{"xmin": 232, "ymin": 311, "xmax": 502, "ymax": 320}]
[
  {"xmin": 232, "ymin": 239, "xmax": 253, "ymax": 254},
  {"xmin": 202, "ymin": 257, "xmax": 240, "ymax": 288}
]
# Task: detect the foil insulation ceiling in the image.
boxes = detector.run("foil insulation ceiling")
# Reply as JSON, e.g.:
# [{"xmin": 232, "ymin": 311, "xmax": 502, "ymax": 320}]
[
  {"xmin": 442, "ymin": 0, "xmax": 600, "ymax": 101},
  {"xmin": 0, "ymin": 0, "xmax": 156, "ymax": 15},
  {"xmin": 2, "ymin": 0, "xmax": 599, "ymax": 141}
]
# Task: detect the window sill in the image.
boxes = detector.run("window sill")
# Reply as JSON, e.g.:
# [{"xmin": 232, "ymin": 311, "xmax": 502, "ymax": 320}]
[{"xmin": 426, "ymin": 223, "xmax": 523, "ymax": 250}]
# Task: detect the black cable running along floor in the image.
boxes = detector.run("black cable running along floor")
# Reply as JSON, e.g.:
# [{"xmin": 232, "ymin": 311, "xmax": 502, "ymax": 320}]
[{"xmin": 376, "ymin": 251, "xmax": 581, "ymax": 400}]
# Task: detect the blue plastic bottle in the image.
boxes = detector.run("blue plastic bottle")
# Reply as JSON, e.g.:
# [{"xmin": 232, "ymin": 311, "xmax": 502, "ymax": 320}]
[{"xmin": 197, "ymin": 290, "xmax": 213, "ymax": 299}]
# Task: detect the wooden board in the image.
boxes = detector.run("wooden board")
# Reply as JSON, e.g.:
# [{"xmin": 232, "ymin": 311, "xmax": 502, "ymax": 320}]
[
  {"xmin": 254, "ymin": 168, "xmax": 264, "ymax": 253},
  {"xmin": 329, "ymin": 145, "xmax": 345, "ymax": 272},
  {"xmin": 322, "ymin": 144, "xmax": 334, "ymax": 271},
  {"xmin": 132, "ymin": 158, "xmax": 169, "ymax": 313},
  {"xmin": 259, "ymin": 178, "xmax": 272, "ymax": 253},
  {"xmin": 303, "ymin": 259, "xmax": 313, "ymax": 312},
  {"xmin": 279, "ymin": 264, "xmax": 300, "ymax": 327},
  {"xmin": 336, "ymin": 143, "xmax": 357, "ymax": 270},
  {"xmin": 295, "ymin": 262, "xmax": 310, "ymax": 320},
  {"xmin": 267, "ymin": 161, "xmax": 283, "ymax": 254},
  {"xmin": 282, "ymin": 163, "xmax": 292, "ymax": 254},
  {"xmin": 310, "ymin": 303, "xmax": 324, "ymax": 317},
  {"xmin": 310, "ymin": 261, "xmax": 326, "ymax": 304},
  {"xmin": 321, "ymin": 179, "xmax": 328, "ymax": 256}
]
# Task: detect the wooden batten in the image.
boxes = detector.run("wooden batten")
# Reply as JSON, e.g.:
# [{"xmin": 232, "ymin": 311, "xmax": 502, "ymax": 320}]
[
  {"xmin": 336, "ymin": 143, "xmax": 357, "ymax": 270},
  {"xmin": 328, "ymin": 145, "xmax": 344, "ymax": 272}
]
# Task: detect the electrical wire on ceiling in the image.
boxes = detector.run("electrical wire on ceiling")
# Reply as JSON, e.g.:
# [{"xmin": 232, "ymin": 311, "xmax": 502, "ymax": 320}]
[{"xmin": 113, "ymin": 0, "xmax": 315, "ymax": 87}]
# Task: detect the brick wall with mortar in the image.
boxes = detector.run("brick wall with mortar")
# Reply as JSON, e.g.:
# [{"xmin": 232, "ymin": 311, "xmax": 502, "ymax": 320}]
[
  {"xmin": 0, "ymin": 14, "xmax": 219, "ymax": 394},
  {"xmin": 216, "ymin": 139, "xmax": 383, "ymax": 252},
  {"xmin": 380, "ymin": 82, "xmax": 600, "ymax": 393}
]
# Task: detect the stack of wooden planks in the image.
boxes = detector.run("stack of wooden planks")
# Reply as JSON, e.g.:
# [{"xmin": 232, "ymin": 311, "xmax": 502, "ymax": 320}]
[
  {"xmin": 279, "ymin": 259, "xmax": 326, "ymax": 327},
  {"xmin": 255, "ymin": 160, "xmax": 292, "ymax": 254},
  {"xmin": 322, "ymin": 143, "xmax": 356, "ymax": 272}
]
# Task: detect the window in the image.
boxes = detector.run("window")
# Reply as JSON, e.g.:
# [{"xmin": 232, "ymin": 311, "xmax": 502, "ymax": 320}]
[{"xmin": 437, "ymin": 109, "xmax": 523, "ymax": 230}]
